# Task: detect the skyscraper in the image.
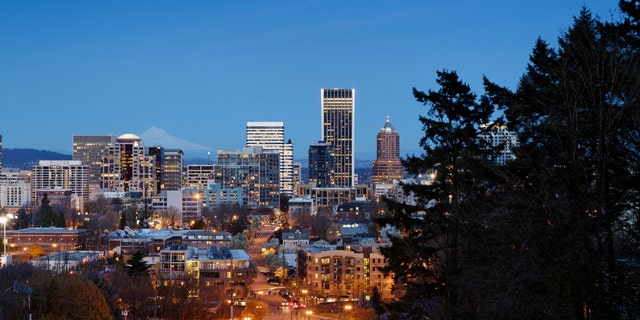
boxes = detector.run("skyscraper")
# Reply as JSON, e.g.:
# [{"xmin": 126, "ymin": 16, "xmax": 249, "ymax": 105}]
[
  {"xmin": 0, "ymin": 135, "xmax": 3, "ymax": 169},
  {"xmin": 246, "ymin": 121, "xmax": 293, "ymax": 196},
  {"xmin": 321, "ymin": 88, "xmax": 355, "ymax": 188},
  {"xmin": 163, "ymin": 149, "xmax": 184, "ymax": 190},
  {"xmin": 100, "ymin": 134, "xmax": 156, "ymax": 195},
  {"xmin": 308, "ymin": 141, "xmax": 334, "ymax": 188},
  {"xmin": 372, "ymin": 117, "xmax": 404, "ymax": 187},
  {"xmin": 214, "ymin": 147, "xmax": 280, "ymax": 207},
  {"xmin": 148, "ymin": 146, "xmax": 164, "ymax": 193},
  {"xmin": 72, "ymin": 135, "xmax": 116, "ymax": 184}
]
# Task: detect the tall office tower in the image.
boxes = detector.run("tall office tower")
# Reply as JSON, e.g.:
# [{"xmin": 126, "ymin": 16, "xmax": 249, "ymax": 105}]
[
  {"xmin": 0, "ymin": 134, "xmax": 3, "ymax": 169},
  {"xmin": 32, "ymin": 160, "xmax": 90, "ymax": 200},
  {"xmin": 246, "ymin": 121, "xmax": 294, "ymax": 196},
  {"xmin": 148, "ymin": 146, "xmax": 164, "ymax": 193},
  {"xmin": 372, "ymin": 117, "xmax": 404, "ymax": 186},
  {"xmin": 321, "ymin": 88, "xmax": 355, "ymax": 188},
  {"xmin": 100, "ymin": 134, "xmax": 156, "ymax": 195},
  {"xmin": 163, "ymin": 149, "xmax": 184, "ymax": 190},
  {"xmin": 292, "ymin": 161, "xmax": 302, "ymax": 195},
  {"xmin": 479, "ymin": 123, "xmax": 519, "ymax": 165},
  {"xmin": 308, "ymin": 141, "xmax": 335, "ymax": 188},
  {"xmin": 72, "ymin": 135, "xmax": 116, "ymax": 184},
  {"xmin": 214, "ymin": 147, "xmax": 280, "ymax": 207}
]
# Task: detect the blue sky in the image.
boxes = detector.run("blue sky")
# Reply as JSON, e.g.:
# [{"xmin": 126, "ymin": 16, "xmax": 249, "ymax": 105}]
[{"xmin": 0, "ymin": 1, "xmax": 620, "ymax": 159}]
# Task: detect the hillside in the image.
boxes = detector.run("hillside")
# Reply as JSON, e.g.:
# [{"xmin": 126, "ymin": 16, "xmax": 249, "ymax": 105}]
[{"xmin": 2, "ymin": 148, "xmax": 72, "ymax": 169}]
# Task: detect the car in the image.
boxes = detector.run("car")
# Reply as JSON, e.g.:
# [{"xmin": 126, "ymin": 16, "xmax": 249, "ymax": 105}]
[
  {"xmin": 279, "ymin": 289, "xmax": 291, "ymax": 297},
  {"xmin": 267, "ymin": 277, "xmax": 281, "ymax": 285},
  {"xmin": 288, "ymin": 298, "xmax": 306, "ymax": 309}
]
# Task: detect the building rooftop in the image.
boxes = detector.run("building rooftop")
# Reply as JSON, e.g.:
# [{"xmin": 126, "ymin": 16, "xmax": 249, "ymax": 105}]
[
  {"xmin": 12, "ymin": 227, "xmax": 89, "ymax": 234},
  {"xmin": 32, "ymin": 250, "xmax": 103, "ymax": 262},
  {"xmin": 299, "ymin": 244, "xmax": 338, "ymax": 254},
  {"xmin": 379, "ymin": 116, "xmax": 397, "ymax": 133}
]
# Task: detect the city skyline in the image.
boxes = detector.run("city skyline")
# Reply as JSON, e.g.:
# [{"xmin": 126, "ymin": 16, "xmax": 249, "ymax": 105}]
[{"xmin": 0, "ymin": 1, "xmax": 619, "ymax": 159}]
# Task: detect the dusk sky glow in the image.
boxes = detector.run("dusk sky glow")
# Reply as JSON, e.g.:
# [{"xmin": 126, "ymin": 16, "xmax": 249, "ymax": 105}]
[{"xmin": 0, "ymin": 1, "xmax": 619, "ymax": 159}]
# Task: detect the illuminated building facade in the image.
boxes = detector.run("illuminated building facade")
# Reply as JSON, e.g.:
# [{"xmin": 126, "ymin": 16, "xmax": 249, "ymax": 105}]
[
  {"xmin": 100, "ymin": 134, "xmax": 156, "ymax": 195},
  {"xmin": 372, "ymin": 117, "xmax": 404, "ymax": 199},
  {"xmin": 184, "ymin": 165, "xmax": 214, "ymax": 189},
  {"xmin": 297, "ymin": 244, "xmax": 394, "ymax": 301},
  {"xmin": 308, "ymin": 141, "xmax": 334, "ymax": 188},
  {"xmin": 321, "ymin": 88, "xmax": 355, "ymax": 188},
  {"xmin": 72, "ymin": 135, "xmax": 116, "ymax": 184},
  {"xmin": 246, "ymin": 121, "xmax": 294, "ymax": 196},
  {"xmin": 32, "ymin": 160, "xmax": 89, "ymax": 206},
  {"xmin": 214, "ymin": 147, "xmax": 280, "ymax": 207}
]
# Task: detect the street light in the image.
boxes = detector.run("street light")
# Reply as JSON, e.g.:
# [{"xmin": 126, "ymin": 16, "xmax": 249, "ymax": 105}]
[
  {"xmin": 305, "ymin": 309, "xmax": 313, "ymax": 320},
  {"xmin": 344, "ymin": 304, "xmax": 353, "ymax": 320},
  {"xmin": 0, "ymin": 216, "xmax": 7, "ymax": 257},
  {"xmin": 229, "ymin": 292, "xmax": 236, "ymax": 320}
]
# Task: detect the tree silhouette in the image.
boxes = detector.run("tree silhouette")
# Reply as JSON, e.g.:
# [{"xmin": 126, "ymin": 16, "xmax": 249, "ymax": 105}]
[
  {"xmin": 125, "ymin": 250, "xmax": 150, "ymax": 277},
  {"xmin": 37, "ymin": 193, "xmax": 55, "ymax": 227},
  {"xmin": 380, "ymin": 5, "xmax": 640, "ymax": 319}
]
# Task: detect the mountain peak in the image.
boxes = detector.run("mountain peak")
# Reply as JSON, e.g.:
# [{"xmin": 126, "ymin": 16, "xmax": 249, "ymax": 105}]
[{"xmin": 139, "ymin": 127, "xmax": 213, "ymax": 152}]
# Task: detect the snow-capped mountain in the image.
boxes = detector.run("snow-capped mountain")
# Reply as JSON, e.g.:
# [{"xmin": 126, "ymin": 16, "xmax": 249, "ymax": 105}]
[{"xmin": 140, "ymin": 127, "xmax": 213, "ymax": 152}]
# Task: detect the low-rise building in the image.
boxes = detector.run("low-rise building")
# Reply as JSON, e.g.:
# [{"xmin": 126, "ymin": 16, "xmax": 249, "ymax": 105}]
[
  {"xmin": 159, "ymin": 244, "xmax": 251, "ymax": 301},
  {"xmin": 297, "ymin": 244, "xmax": 394, "ymax": 301},
  {"xmin": 181, "ymin": 230, "xmax": 232, "ymax": 249},
  {"xmin": 106, "ymin": 228, "xmax": 185, "ymax": 255},
  {"xmin": 31, "ymin": 250, "xmax": 104, "ymax": 273},
  {"xmin": 8, "ymin": 227, "xmax": 93, "ymax": 254}
]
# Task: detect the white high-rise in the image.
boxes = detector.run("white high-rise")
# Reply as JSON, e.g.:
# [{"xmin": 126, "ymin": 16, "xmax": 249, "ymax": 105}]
[
  {"xmin": 479, "ymin": 123, "xmax": 519, "ymax": 165},
  {"xmin": 321, "ymin": 88, "xmax": 355, "ymax": 188},
  {"xmin": 246, "ymin": 121, "xmax": 293, "ymax": 196}
]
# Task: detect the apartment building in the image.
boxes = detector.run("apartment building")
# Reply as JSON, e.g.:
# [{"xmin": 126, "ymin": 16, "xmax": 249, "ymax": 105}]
[
  {"xmin": 297, "ymin": 244, "xmax": 395, "ymax": 301},
  {"xmin": 159, "ymin": 244, "xmax": 251, "ymax": 300}
]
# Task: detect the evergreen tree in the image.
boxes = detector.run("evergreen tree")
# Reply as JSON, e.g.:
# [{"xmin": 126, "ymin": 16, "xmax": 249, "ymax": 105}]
[
  {"xmin": 56, "ymin": 210, "xmax": 66, "ymax": 227},
  {"xmin": 16, "ymin": 207, "xmax": 31, "ymax": 229},
  {"xmin": 118, "ymin": 212, "xmax": 126, "ymax": 230},
  {"xmin": 125, "ymin": 250, "xmax": 151, "ymax": 277},
  {"xmin": 379, "ymin": 70, "xmax": 501, "ymax": 319},
  {"xmin": 37, "ymin": 193, "xmax": 55, "ymax": 227},
  {"xmin": 370, "ymin": 286, "xmax": 385, "ymax": 319},
  {"xmin": 380, "ymin": 5, "xmax": 640, "ymax": 319},
  {"xmin": 503, "ymin": 8, "xmax": 640, "ymax": 318}
]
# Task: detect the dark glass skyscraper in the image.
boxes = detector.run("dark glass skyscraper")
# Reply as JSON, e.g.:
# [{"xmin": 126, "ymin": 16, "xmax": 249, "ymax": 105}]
[{"xmin": 308, "ymin": 141, "xmax": 334, "ymax": 187}]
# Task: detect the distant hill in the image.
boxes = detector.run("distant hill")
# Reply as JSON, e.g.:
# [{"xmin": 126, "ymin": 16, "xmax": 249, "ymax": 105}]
[{"xmin": 3, "ymin": 148, "xmax": 72, "ymax": 169}]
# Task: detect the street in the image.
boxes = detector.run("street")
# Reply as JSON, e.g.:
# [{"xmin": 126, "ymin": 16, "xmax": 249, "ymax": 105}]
[{"xmin": 245, "ymin": 223, "xmax": 340, "ymax": 320}]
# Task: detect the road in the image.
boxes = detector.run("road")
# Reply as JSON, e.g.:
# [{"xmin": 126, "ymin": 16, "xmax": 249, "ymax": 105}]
[
  {"xmin": 245, "ymin": 223, "xmax": 341, "ymax": 320},
  {"xmin": 246, "ymin": 224, "xmax": 290, "ymax": 320}
]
